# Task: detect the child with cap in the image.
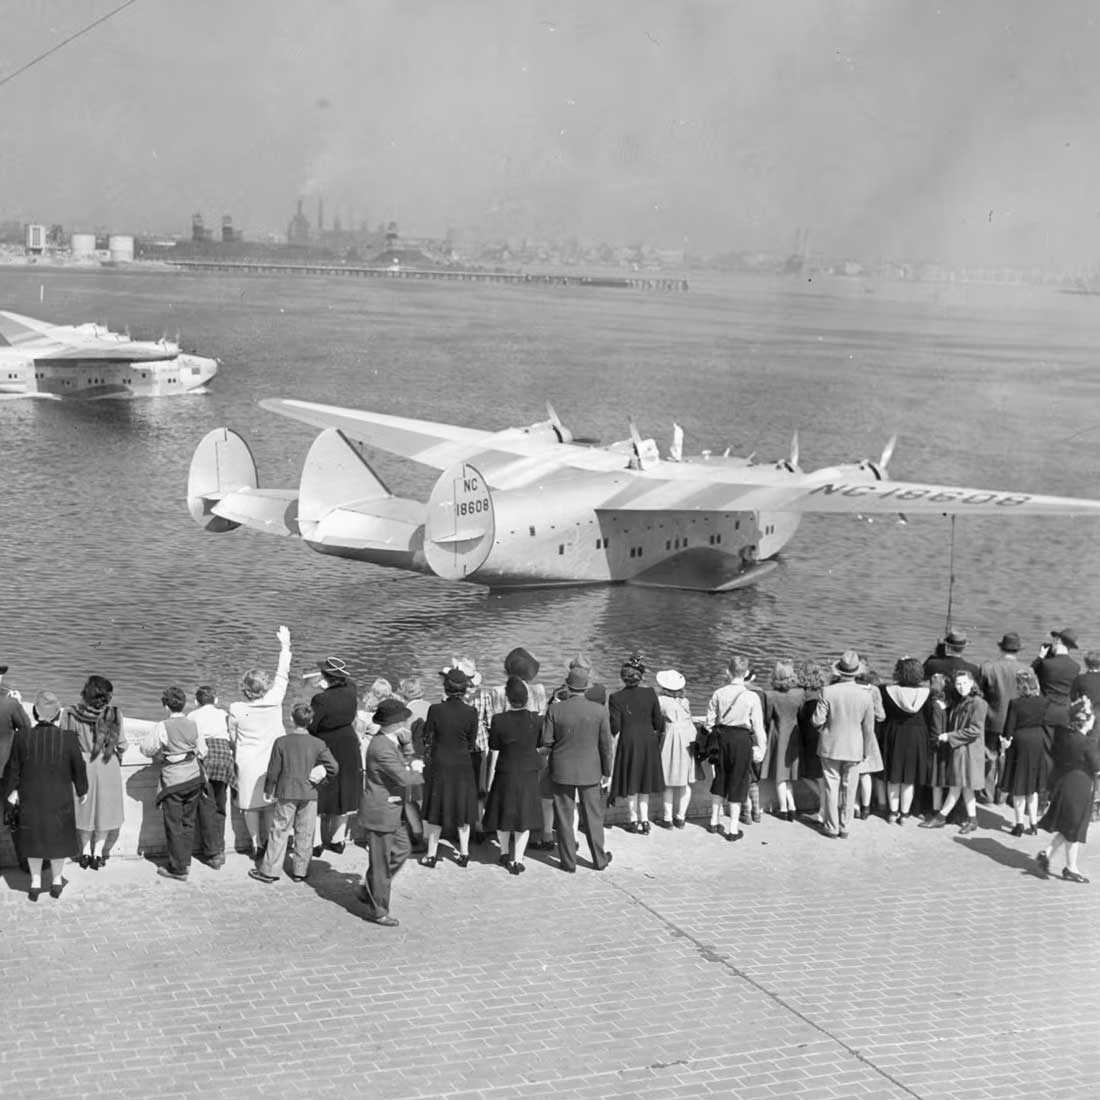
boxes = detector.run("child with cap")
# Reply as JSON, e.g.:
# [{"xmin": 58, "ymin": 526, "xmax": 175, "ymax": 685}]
[{"xmin": 250, "ymin": 703, "xmax": 339, "ymax": 884}]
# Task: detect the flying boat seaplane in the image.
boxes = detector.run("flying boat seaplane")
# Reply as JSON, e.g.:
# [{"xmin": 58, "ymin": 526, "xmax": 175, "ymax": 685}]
[
  {"xmin": 187, "ymin": 400, "xmax": 1100, "ymax": 593},
  {"xmin": 0, "ymin": 311, "xmax": 218, "ymax": 399}
]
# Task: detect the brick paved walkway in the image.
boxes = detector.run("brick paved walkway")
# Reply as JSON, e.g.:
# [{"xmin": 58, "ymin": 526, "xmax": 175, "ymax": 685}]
[{"xmin": 2, "ymin": 803, "xmax": 1098, "ymax": 1099}]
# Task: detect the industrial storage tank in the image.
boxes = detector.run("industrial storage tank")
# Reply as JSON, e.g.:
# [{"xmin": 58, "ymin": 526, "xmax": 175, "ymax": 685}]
[
  {"xmin": 71, "ymin": 233, "xmax": 96, "ymax": 257},
  {"xmin": 107, "ymin": 234, "xmax": 134, "ymax": 262}
]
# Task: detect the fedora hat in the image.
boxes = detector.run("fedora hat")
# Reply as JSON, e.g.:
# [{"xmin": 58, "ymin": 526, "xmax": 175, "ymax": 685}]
[
  {"xmin": 1052, "ymin": 628, "xmax": 1079, "ymax": 649},
  {"xmin": 656, "ymin": 669, "xmax": 686, "ymax": 692},
  {"xmin": 565, "ymin": 667, "xmax": 589, "ymax": 692},
  {"xmin": 943, "ymin": 629, "xmax": 968, "ymax": 648},
  {"xmin": 831, "ymin": 650, "xmax": 864, "ymax": 678},
  {"xmin": 33, "ymin": 690, "xmax": 61, "ymax": 722},
  {"xmin": 998, "ymin": 632, "xmax": 1021, "ymax": 653},
  {"xmin": 373, "ymin": 698, "xmax": 412, "ymax": 727}
]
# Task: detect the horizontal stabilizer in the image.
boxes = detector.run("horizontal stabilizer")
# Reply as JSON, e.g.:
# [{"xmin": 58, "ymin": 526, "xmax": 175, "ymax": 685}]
[{"xmin": 212, "ymin": 489, "xmax": 299, "ymax": 536}]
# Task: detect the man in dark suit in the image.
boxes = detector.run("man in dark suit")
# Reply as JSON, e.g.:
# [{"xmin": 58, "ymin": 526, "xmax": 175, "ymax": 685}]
[
  {"xmin": 357, "ymin": 699, "xmax": 424, "ymax": 926},
  {"xmin": 1033, "ymin": 629, "xmax": 1082, "ymax": 712},
  {"xmin": 923, "ymin": 630, "xmax": 981, "ymax": 682},
  {"xmin": 541, "ymin": 666, "xmax": 614, "ymax": 872}
]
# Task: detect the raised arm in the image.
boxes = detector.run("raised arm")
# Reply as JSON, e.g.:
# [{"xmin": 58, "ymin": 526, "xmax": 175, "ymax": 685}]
[{"xmin": 271, "ymin": 625, "xmax": 292, "ymax": 702}]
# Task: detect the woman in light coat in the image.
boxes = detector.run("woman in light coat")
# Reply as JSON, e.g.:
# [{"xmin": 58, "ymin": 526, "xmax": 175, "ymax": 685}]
[{"xmin": 228, "ymin": 626, "xmax": 291, "ymax": 858}]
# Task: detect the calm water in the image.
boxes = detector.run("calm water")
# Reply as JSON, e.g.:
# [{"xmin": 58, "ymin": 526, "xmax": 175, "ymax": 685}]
[{"xmin": 2, "ymin": 267, "xmax": 1099, "ymax": 717}]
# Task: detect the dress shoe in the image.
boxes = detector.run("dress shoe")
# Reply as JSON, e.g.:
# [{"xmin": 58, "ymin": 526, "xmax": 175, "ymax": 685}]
[
  {"xmin": 328, "ymin": 841, "xmax": 346, "ymax": 855},
  {"xmin": 726, "ymin": 830, "xmax": 742, "ymax": 843},
  {"xmin": 673, "ymin": 817, "xmax": 686, "ymax": 829},
  {"xmin": 418, "ymin": 855, "xmax": 439, "ymax": 868},
  {"xmin": 207, "ymin": 855, "xmax": 225, "ymax": 870},
  {"xmin": 1062, "ymin": 868, "xmax": 1089, "ymax": 884},
  {"xmin": 1035, "ymin": 851, "xmax": 1050, "ymax": 877},
  {"xmin": 640, "ymin": 821, "xmax": 651, "ymax": 835},
  {"xmin": 248, "ymin": 868, "xmax": 278, "ymax": 884},
  {"xmin": 509, "ymin": 861, "xmax": 526, "ymax": 875},
  {"xmin": 1010, "ymin": 823, "xmax": 1025, "ymax": 837},
  {"xmin": 625, "ymin": 821, "xmax": 641, "ymax": 833},
  {"xmin": 79, "ymin": 854, "xmax": 91, "ymax": 870},
  {"xmin": 888, "ymin": 812, "xmax": 900, "ymax": 825},
  {"xmin": 595, "ymin": 852, "xmax": 614, "ymax": 870},
  {"xmin": 919, "ymin": 814, "xmax": 947, "ymax": 829},
  {"xmin": 313, "ymin": 845, "xmax": 324, "ymax": 857},
  {"xmin": 91, "ymin": 856, "xmax": 104, "ymax": 870},
  {"xmin": 706, "ymin": 823, "xmax": 719, "ymax": 834},
  {"xmin": 498, "ymin": 854, "xmax": 512, "ymax": 868},
  {"xmin": 455, "ymin": 854, "xmax": 470, "ymax": 868},
  {"xmin": 958, "ymin": 819, "xmax": 978, "ymax": 835},
  {"xmin": 1025, "ymin": 825, "xmax": 1038, "ymax": 836},
  {"xmin": 367, "ymin": 914, "xmax": 400, "ymax": 927},
  {"xmin": 27, "ymin": 886, "xmax": 41, "ymax": 902},
  {"xmin": 157, "ymin": 867, "xmax": 189, "ymax": 881}
]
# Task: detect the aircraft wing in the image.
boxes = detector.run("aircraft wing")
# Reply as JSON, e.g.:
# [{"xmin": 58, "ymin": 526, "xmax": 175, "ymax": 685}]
[
  {"xmin": 260, "ymin": 398, "xmax": 630, "ymax": 482},
  {"xmin": 0, "ymin": 311, "xmax": 176, "ymax": 361},
  {"xmin": 599, "ymin": 469, "xmax": 1100, "ymax": 517}
]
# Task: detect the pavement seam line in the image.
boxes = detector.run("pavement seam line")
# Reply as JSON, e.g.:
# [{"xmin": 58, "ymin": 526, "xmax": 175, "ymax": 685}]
[{"xmin": 604, "ymin": 877, "xmax": 928, "ymax": 1100}]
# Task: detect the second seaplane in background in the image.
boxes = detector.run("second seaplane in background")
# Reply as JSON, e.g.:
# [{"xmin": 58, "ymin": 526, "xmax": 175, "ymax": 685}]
[{"xmin": 187, "ymin": 400, "xmax": 1100, "ymax": 592}]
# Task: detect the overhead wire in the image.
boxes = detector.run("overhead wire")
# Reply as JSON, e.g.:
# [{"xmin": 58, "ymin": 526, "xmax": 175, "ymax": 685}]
[{"xmin": 0, "ymin": 0, "xmax": 141, "ymax": 91}]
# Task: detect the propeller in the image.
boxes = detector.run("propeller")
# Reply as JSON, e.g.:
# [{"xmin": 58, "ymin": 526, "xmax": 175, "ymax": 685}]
[
  {"xmin": 775, "ymin": 430, "xmax": 801, "ymax": 473},
  {"xmin": 858, "ymin": 433, "xmax": 897, "ymax": 480},
  {"xmin": 546, "ymin": 401, "xmax": 599, "ymax": 445}
]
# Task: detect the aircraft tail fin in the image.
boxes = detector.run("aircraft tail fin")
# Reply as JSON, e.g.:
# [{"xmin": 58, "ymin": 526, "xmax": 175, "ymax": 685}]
[{"xmin": 187, "ymin": 428, "xmax": 298, "ymax": 535}]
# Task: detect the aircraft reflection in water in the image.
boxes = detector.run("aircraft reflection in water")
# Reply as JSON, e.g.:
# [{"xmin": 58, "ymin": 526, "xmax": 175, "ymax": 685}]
[
  {"xmin": 0, "ymin": 311, "xmax": 218, "ymax": 399},
  {"xmin": 187, "ymin": 400, "xmax": 1100, "ymax": 593}
]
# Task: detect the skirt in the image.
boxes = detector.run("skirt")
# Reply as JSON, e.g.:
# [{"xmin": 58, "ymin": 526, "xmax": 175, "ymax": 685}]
[
  {"xmin": 882, "ymin": 724, "xmax": 928, "ymax": 785},
  {"xmin": 660, "ymin": 719, "xmax": 696, "ymax": 787},
  {"xmin": 483, "ymin": 769, "xmax": 542, "ymax": 832},
  {"xmin": 316, "ymin": 729, "xmax": 363, "ymax": 816},
  {"xmin": 1000, "ymin": 728, "xmax": 1050, "ymax": 797},
  {"xmin": 609, "ymin": 727, "xmax": 664, "ymax": 800},
  {"xmin": 709, "ymin": 726, "xmax": 755, "ymax": 804},
  {"xmin": 1040, "ymin": 768, "xmax": 1094, "ymax": 843},
  {"xmin": 73, "ymin": 753, "xmax": 125, "ymax": 832},
  {"xmin": 422, "ymin": 759, "xmax": 480, "ymax": 830}
]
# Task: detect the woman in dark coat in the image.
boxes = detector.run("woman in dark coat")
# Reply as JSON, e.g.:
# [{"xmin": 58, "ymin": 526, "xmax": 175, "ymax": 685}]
[
  {"xmin": 2, "ymin": 691, "xmax": 88, "ymax": 900},
  {"xmin": 608, "ymin": 655, "xmax": 665, "ymax": 834},
  {"xmin": 795, "ymin": 661, "xmax": 828, "ymax": 823},
  {"xmin": 999, "ymin": 667, "xmax": 1053, "ymax": 837},
  {"xmin": 420, "ymin": 668, "xmax": 480, "ymax": 867},
  {"xmin": 308, "ymin": 656, "xmax": 362, "ymax": 855},
  {"xmin": 483, "ymin": 676, "xmax": 543, "ymax": 874},
  {"xmin": 1036, "ymin": 697, "xmax": 1100, "ymax": 883},
  {"xmin": 764, "ymin": 660, "xmax": 804, "ymax": 821},
  {"xmin": 880, "ymin": 657, "xmax": 930, "ymax": 825}
]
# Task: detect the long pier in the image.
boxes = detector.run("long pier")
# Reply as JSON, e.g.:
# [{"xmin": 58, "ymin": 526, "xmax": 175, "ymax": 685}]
[{"xmin": 169, "ymin": 259, "xmax": 688, "ymax": 291}]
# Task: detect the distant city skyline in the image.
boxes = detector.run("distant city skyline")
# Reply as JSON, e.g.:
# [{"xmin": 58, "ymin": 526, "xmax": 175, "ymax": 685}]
[{"xmin": 4, "ymin": 3, "xmax": 1100, "ymax": 268}]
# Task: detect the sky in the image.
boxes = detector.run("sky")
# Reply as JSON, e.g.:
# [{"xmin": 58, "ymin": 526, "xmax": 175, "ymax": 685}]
[{"xmin": 2, "ymin": 0, "xmax": 1100, "ymax": 266}]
